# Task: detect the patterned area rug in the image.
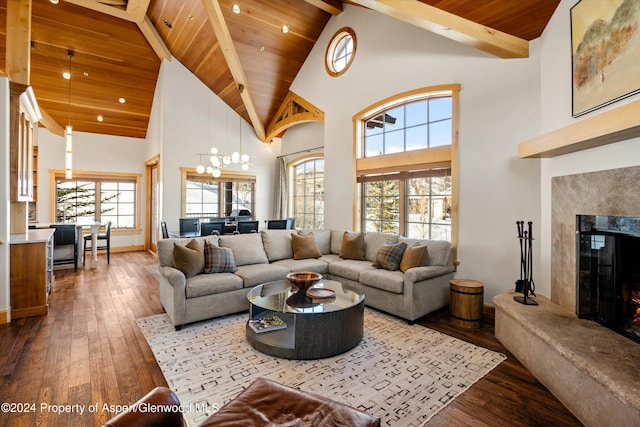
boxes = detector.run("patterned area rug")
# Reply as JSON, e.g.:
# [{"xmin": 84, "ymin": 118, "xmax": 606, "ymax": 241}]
[{"xmin": 137, "ymin": 309, "xmax": 505, "ymax": 427}]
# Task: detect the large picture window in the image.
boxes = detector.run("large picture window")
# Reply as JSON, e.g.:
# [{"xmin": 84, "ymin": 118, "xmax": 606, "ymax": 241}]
[
  {"xmin": 290, "ymin": 157, "xmax": 324, "ymax": 229},
  {"xmin": 354, "ymin": 84, "xmax": 459, "ymax": 260},
  {"xmin": 52, "ymin": 171, "xmax": 140, "ymax": 229},
  {"xmin": 182, "ymin": 169, "xmax": 255, "ymax": 218}
]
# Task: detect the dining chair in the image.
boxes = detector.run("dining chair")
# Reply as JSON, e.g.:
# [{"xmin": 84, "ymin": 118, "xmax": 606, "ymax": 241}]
[
  {"xmin": 51, "ymin": 224, "xmax": 78, "ymax": 271},
  {"xmin": 267, "ymin": 219, "xmax": 287, "ymax": 229},
  {"xmin": 236, "ymin": 220, "xmax": 259, "ymax": 234},
  {"xmin": 83, "ymin": 221, "xmax": 111, "ymax": 265},
  {"xmin": 200, "ymin": 221, "xmax": 225, "ymax": 236},
  {"xmin": 160, "ymin": 221, "xmax": 169, "ymax": 239},
  {"xmin": 179, "ymin": 217, "xmax": 199, "ymax": 234}
]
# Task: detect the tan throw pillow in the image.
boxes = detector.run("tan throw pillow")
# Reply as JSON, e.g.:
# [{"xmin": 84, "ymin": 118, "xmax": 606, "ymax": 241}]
[
  {"xmin": 172, "ymin": 239, "xmax": 204, "ymax": 278},
  {"xmin": 399, "ymin": 244, "xmax": 430, "ymax": 272},
  {"xmin": 340, "ymin": 231, "xmax": 366, "ymax": 260},
  {"xmin": 291, "ymin": 232, "xmax": 322, "ymax": 260}
]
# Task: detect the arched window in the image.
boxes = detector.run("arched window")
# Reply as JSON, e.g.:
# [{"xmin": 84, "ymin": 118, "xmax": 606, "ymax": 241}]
[
  {"xmin": 289, "ymin": 155, "xmax": 324, "ymax": 229},
  {"xmin": 353, "ymin": 85, "xmax": 459, "ymax": 261}
]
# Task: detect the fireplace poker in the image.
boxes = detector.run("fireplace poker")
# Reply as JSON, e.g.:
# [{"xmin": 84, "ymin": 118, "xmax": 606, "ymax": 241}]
[{"xmin": 528, "ymin": 221, "xmax": 536, "ymax": 297}]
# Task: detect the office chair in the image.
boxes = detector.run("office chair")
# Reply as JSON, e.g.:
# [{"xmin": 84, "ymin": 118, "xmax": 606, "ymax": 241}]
[
  {"xmin": 201, "ymin": 221, "xmax": 225, "ymax": 236},
  {"xmin": 267, "ymin": 219, "xmax": 287, "ymax": 229},
  {"xmin": 84, "ymin": 221, "xmax": 111, "ymax": 265},
  {"xmin": 161, "ymin": 221, "xmax": 169, "ymax": 239},
  {"xmin": 236, "ymin": 220, "xmax": 259, "ymax": 234},
  {"xmin": 51, "ymin": 224, "xmax": 78, "ymax": 271}
]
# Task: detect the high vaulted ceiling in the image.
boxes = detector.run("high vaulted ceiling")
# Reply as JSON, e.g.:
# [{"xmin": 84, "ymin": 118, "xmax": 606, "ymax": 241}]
[{"xmin": 0, "ymin": 0, "xmax": 560, "ymax": 141}]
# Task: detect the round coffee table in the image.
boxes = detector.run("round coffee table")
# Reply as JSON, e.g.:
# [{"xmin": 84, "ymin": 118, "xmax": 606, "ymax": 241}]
[{"xmin": 246, "ymin": 279, "xmax": 364, "ymax": 359}]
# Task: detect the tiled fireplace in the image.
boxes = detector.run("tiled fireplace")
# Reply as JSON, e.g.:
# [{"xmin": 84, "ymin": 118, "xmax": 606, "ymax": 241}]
[
  {"xmin": 491, "ymin": 165, "xmax": 640, "ymax": 425},
  {"xmin": 551, "ymin": 165, "xmax": 640, "ymax": 317}
]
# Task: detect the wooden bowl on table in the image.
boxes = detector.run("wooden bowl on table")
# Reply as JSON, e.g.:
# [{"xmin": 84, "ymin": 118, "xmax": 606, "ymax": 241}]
[{"xmin": 286, "ymin": 271, "xmax": 322, "ymax": 292}]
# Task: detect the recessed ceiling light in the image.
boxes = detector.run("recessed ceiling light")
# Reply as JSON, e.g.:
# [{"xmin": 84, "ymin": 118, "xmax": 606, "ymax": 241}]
[
  {"xmin": 232, "ymin": 4, "xmax": 240, "ymax": 14},
  {"xmin": 97, "ymin": 115, "xmax": 104, "ymax": 122},
  {"xmin": 49, "ymin": 0, "xmax": 59, "ymax": 4},
  {"xmin": 281, "ymin": 25, "xmax": 290, "ymax": 34},
  {"xmin": 119, "ymin": 97, "xmax": 126, "ymax": 104},
  {"xmin": 62, "ymin": 71, "xmax": 71, "ymax": 79},
  {"xmin": 83, "ymin": 71, "xmax": 89, "ymax": 77}
]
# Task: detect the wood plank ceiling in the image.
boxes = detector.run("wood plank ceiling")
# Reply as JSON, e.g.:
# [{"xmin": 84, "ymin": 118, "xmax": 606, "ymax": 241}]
[{"xmin": 0, "ymin": 0, "xmax": 560, "ymax": 141}]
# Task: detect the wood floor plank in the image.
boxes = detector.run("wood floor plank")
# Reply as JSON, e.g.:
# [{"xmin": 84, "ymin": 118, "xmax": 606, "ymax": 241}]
[{"xmin": 0, "ymin": 251, "xmax": 582, "ymax": 426}]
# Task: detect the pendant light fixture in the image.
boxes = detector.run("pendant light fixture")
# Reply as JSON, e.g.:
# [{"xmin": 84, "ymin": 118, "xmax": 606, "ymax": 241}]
[{"xmin": 65, "ymin": 50, "xmax": 74, "ymax": 179}]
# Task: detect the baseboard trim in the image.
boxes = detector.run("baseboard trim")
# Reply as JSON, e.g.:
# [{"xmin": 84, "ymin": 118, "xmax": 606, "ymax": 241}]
[{"xmin": 0, "ymin": 308, "xmax": 11, "ymax": 324}]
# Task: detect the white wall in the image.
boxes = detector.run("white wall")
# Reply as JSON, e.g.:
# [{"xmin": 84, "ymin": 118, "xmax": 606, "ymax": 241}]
[
  {"xmin": 537, "ymin": 0, "xmax": 640, "ymax": 297},
  {"xmin": 158, "ymin": 58, "xmax": 278, "ymax": 231},
  {"xmin": 289, "ymin": 5, "xmax": 542, "ymax": 303},
  {"xmin": 37, "ymin": 130, "xmax": 148, "ymax": 247},
  {"xmin": 0, "ymin": 77, "xmax": 10, "ymax": 315}
]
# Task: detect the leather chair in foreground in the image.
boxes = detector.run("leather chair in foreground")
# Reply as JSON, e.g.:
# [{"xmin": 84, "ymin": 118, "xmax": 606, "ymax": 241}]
[{"xmin": 102, "ymin": 377, "xmax": 381, "ymax": 427}]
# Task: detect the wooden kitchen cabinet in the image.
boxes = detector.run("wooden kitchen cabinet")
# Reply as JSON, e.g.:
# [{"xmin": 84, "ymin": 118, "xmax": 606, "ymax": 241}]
[{"xmin": 10, "ymin": 229, "xmax": 54, "ymax": 319}]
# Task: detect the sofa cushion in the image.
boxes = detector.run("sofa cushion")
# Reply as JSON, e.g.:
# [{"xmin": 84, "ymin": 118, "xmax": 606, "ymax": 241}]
[
  {"xmin": 372, "ymin": 242, "xmax": 407, "ymax": 271},
  {"xmin": 330, "ymin": 230, "xmax": 347, "ymax": 255},
  {"xmin": 399, "ymin": 244, "xmax": 430, "ymax": 272},
  {"xmin": 158, "ymin": 235, "xmax": 218, "ymax": 268},
  {"xmin": 328, "ymin": 259, "xmax": 376, "ymax": 282},
  {"xmin": 220, "ymin": 233, "xmax": 269, "ymax": 266},
  {"xmin": 398, "ymin": 237, "xmax": 452, "ymax": 266},
  {"xmin": 340, "ymin": 231, "xmax": 366, "ymax": 260},
  {"xmin": 319, "ymin": 253, "xmax": 342, "ymax": 264},
  {"xmin": 364, "ymin": 232, "xmax": 399, "ymax": 261},
  {"xmin": 172, "ymin": 239, "xmax": 204, "ymax": 278},
  {"xmin": 298, "ymin": 229, "xmax": 331, "ymax": 254},
  {"xmin": 261, "ymin": 230, "xmax": 296, "ymax": 262},
  {"xmin": 291, "ymin": 232, "xmax": 322, "ymax": 260},
  {"xmin": 204, "ymin": 241, "xmax": 238, "ymax": 273},
  {"xmin": 272, "ymin": 258, "xmax": 329, "ymax": 275},
  {"xmin": 234, "ymin": 264, "xmax": 290, "ymax": 288},
  {"xmin": 359, "ymin": 269, "xmax": 405, "ymax": 294},
  {"xmin": 185, "ymin": 272, "xmax": 243, "ymax": 298}
]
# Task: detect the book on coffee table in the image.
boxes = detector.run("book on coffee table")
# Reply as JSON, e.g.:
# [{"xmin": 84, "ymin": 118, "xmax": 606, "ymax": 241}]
[{"xmin": 249, "ymin": 315, "xmax": 287, "ymax": 333}]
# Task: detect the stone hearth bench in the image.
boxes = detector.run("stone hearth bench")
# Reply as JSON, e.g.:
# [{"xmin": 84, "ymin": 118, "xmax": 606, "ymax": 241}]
[{"xmin": 494, "ymin": 292, "xmax": 640, "ymax": 427}]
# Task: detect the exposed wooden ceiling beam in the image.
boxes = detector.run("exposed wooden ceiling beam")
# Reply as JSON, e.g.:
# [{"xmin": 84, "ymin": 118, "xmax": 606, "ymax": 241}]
[
  {"xmin": 125, "ymin": 0, "xmax": 150, "ymax": 22},
  {"xmin": 6, "ymin": 0, "xmax": 32, "ymax": 85},
  {"xmin": 64, "ymin": 0, "xmax": 134, "ymax": 21},
  {"xmin": 138, "ymin": 16, "xmax": 171, "ymax": 61},
  {"xmin": 39, "ymin": 108, "xmax": 65, "ymax": 137},
  {"xmin": 201, "ymin": 0, "xmax": 266, "ymax": 141},
  {"xmin": 64, "ymin": 0, "xmax": 170, "ymax": 61},
  {"xmin": 349, "ymin": 0, "xmax": 529, "ymax": 58},
  {"xmin": 304, "ymin": 0, "xmax": 343, "ymax": 15}
]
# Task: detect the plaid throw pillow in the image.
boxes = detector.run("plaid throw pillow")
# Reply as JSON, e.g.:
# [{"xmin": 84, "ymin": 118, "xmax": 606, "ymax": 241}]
[
  {"xmin": 204, "ymin": 240, "xmax": 238, "ymax": 273},
  {"xmin": 372, "ymin": 242, "xmax": 407, "ymax": 271}
]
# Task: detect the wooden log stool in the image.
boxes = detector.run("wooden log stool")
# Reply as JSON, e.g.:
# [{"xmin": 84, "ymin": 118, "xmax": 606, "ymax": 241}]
[{"xmin": 449, "ymin": 279, "xmax": 484, "ymax": 329}]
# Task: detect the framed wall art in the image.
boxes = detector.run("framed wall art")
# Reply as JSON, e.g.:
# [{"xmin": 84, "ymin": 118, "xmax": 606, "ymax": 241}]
[{"xmin": 570, "ymin": 0, "xmax": 640, "ymax": 117}]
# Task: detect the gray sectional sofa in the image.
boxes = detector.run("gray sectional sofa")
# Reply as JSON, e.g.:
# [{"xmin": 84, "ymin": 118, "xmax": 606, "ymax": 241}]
[{"xmin": 157, "ymin": 229, "xmax": 455, "ymax": 329}]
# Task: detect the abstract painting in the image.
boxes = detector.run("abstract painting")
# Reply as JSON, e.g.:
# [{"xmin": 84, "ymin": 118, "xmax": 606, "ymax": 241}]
[{"xmin": 571, "ymin": 0, "xmax": 640, "ymax": 116}]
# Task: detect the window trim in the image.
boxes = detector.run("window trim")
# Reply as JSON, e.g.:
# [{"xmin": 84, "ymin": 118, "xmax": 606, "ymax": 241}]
[
  {"xmin": 352, "ymin": 84, "xmax": 460, "ymax": 265},
  {"xmin": 48, "ymin": 169, "xmax": 142, "ymax": 235},
  {"xmin": 288, "ymin": 153, "xmax": 325, "ymax": 229},
  {"xmin": 325, "ymin": 27, "xmax": 357, "ymax": 77}
]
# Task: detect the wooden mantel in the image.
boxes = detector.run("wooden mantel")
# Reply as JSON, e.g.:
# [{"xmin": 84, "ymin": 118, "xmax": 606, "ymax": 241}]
[{"xmin": 518, "ymin": 98, "xmax": 640, "ymax": 158}]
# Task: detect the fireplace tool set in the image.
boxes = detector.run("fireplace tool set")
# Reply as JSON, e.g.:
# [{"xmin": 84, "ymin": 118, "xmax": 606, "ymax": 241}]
[{"xmin": 515, "ymin": 221, "xmax": 538, "ymax": 305}]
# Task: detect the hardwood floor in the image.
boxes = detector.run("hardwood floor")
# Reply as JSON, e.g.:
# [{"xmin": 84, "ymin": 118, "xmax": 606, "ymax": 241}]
[{"xmin": 0, "ymin": 251, "xmax": 582, "ymax": 426}]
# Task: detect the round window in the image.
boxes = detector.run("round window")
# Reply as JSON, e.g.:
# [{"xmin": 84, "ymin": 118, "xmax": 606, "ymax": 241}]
[{"xmin": 325, "ymin": 27, "xmax": 356, "ymax": 77}]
